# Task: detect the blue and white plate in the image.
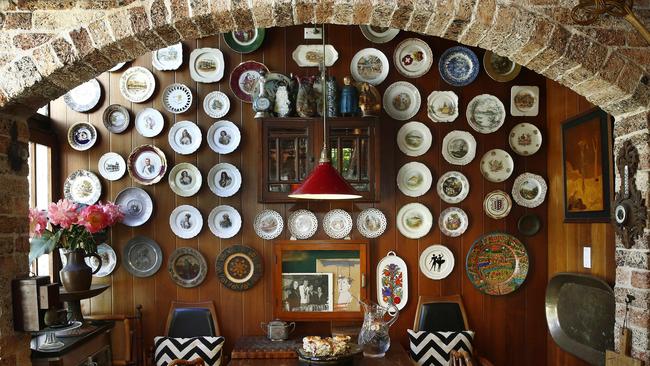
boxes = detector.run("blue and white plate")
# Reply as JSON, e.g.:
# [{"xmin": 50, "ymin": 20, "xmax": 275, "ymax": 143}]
[{"xmin": 438, "ymin": 46, "xmax": 479, "ymax": 87}]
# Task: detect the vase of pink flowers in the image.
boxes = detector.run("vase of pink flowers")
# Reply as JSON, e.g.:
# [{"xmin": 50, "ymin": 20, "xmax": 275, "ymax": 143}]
[{"xmin": 29, "ymin": 199, "xmax": 123, "ymax": 292}]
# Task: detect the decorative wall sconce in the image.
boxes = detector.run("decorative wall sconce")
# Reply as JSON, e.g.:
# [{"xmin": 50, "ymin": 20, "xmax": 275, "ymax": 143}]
[
  {"xmin": 612, "ymin": 140, "xmax": 647, "ymax": 248},
  {"xmin": 571, "ymin": 0, "xmax": 650, "ymax": 45}
]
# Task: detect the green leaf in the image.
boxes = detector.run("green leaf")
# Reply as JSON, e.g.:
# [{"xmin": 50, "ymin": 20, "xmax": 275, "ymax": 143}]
[{"xmin": 29, "ymin": 230, "xmax": 62, "ymax": 263}]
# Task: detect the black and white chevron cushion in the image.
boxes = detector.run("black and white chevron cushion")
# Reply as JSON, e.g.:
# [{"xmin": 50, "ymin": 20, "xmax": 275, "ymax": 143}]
[
  {"xmin": 154, "ymin": 336, "xmax": 225, "ymax": 366},
  {"xmin": 407, "ymin": 329, "xmax": 474, "ymax": 366}
]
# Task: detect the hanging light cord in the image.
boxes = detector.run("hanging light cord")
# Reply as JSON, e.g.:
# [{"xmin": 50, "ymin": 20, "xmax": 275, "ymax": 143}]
[{"xmin": 319, "ymin": 23, "xmax": 329, "ymax": 163}]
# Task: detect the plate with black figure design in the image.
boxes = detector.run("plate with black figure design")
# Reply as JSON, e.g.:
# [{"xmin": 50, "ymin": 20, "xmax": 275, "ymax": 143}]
[
  {"xmin": 419, "ymin": 244, "xmax": 454, "ymax": 280},
  {"xmin": 215, "ymin": 245, "xmax": 263, "ymax": 291},
  {"xmin": 168, "ymin": 247, "xmax": 207, "ymax": 288}
]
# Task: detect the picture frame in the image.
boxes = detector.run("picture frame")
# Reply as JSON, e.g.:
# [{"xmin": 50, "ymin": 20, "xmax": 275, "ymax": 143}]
[{"xmin": 562, "ymin": 108, "xmax": 612, "ymax": 222}]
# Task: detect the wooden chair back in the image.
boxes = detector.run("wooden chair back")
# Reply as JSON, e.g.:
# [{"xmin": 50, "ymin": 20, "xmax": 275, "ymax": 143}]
[
  {"xmin": 86, "ymin": 305, "xmax": 144, "ymax": 366},
  {"xmin": 164, "ymin": 300, "xmax": 221, "ymax": 337},
  {"xmin": 413, "ymin": 295, "xmax": 469, "ymax": 332}
]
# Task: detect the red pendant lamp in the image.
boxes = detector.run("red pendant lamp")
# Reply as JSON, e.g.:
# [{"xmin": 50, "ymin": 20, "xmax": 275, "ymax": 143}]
[{"xmin": 289, "ymin": 26, "xmax": 361, "ymax": 201}]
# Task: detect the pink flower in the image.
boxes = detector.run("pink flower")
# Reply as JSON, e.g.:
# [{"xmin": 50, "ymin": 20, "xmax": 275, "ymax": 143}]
[
  {"xmin": 100, "ymin": 201, "xmax": 123, "ymax": 226},
  {"xmin": 47, "ymin": 199, "xmax": 78, "ymax": 229},
  {"xmin": 29, "ymin": 208, "xmax": 48, "ymax": 237},
  {"xmin": 78, "ymin": 205, "xmax": 110, "ymax": 233}
]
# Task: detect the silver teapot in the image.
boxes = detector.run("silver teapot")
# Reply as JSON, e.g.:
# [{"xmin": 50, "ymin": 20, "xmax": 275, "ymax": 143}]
[{"xmin": 260, "ymin": 319, "xmax": 295, "ymax": 341}]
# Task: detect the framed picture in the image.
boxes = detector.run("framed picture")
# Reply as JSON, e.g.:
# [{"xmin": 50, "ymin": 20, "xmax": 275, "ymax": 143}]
[
  {"xmin": 562, "ymin": 108, "xmax": 612, "ymax": 222},
  {"xmin": 281, "ymin": 273, "xmax": 333, "ymax": 312}
]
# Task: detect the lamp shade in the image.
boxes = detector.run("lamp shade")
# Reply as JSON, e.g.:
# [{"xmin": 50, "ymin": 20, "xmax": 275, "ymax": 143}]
[{"xmin": 288, "ymin": 160, "xmax": 362, "ymax": 200}]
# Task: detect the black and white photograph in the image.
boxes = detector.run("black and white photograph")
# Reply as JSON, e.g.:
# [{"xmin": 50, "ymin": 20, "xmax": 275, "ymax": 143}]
[{"xmin": 281, "ymin": 273, "xmax": 333, "ymax": 312}]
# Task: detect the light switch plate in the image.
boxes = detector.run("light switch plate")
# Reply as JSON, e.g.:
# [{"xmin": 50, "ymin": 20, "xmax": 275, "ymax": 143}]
[
  {"xmin": 304, "ymin": 27, "xmax": 323, "ymax": 39},
  {"xmin": 583, "ymin": 247, "xmax": 591, "ymax": 268}
]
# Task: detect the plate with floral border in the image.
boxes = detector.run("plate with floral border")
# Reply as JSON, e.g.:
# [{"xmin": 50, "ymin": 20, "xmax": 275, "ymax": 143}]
[
  {"xmin": 427, "ymin": 91, "xmax": 459, "ymax": 123},
  {"xmin": 63, "ymin": 169, "xmax": 101, "ymax": 205},
  {"xmin": 215, "ymin": 245, "xmax": 263, "ymax": 291},
  {"xmin": 189, "ymin": 47, "xmax": 225, "ymax": 83},
  {"xmin": 67, "ymin": 122, "xmax": 97, "ymax": 151},
  {"xmin": 383, "ymin": 81, "xmax": 420, "ymax": 120},
  {"xmin": 169, "ymin": 205, "xmax": 203, "ymax": 239},
  {"xmin": 98, "ymin": 152, "xmax": 126, "ymax": 181},
  {"xmin": 254, "ymin": 209, "xmax": 283, "ymax": 240},
  {"xmin": 127, "ymin": 145, "xmax": 167, "ymax": 185},
  {"xmin": 480, "ymin": 149, "xmax": 514, "ymax": 183},
  {"xmin": 288, "ymin": 209, "xmax": 318, "ymax": 240},
  {"xmin": 119, "ymin": 66, "xmax": 155, "ymax": 103},
  {"xmin": 438, "ymin": 46, "xmax": 479, "ymax": 87},
  {"xmin": 466, "ymin": 94, "xmax": 506, "ymax": 134},
  {"xmin": 442, "ymin": 130, "xmax": 477, "ymax": 166},
  {"xmin": 103, "ymin": 104, "xmax": 130, "ymax": 134},
  {"xmin": 396, "ymin": 203, "xmax": 433, "ymax": 239},
  {"xmin": 168, "ymin": 121, "xmax": 202, "ymax": 155},
  {"xmin": 207, "ymin": 120, "xmax": 240, "ymax": 154},
  {"xmin": 162, "ymin": 83, "xmax": 193, "ymax": 114},
  {"xmin": 203, "ymin": 91, "xmax": 230, "ymax": 119},
  {"xmin": 483, "ymin": 51, "xmax": 521, "ymax": 83},
  {"xmin": 357, "ymin": 208, "xmax": 387, "ymax": 239},
  {"xmin": 436, "ymin": 171, "xmax": 469, "ymax": 204},
  {"xmin": 135, "ymin": 108, "xmax": 164, "ymax": 138},
  {"xmin": 64, "ymin": 79, "xmax": 101, "ymax": 113},
  {"xmin": 397, "ymin": 121, "xmax": 432, "ymax": 157},
  {"xmin": 323, "ymin": 209, "xmax": 353, "ymax": 239},
  {"xmin": 419, "ymin": 244, "xmax": 454, "ymax": 280},
  {"xmin": 152, "ymin": 43, "xmax": 182, "ymax": 71},
  {"xmin": 438, "ymin": 207, "xmax": 469, "ymax": 237},
  {"xmin": 168, "ymin": 162, "xmax": 202, "ymax": 197},
  {"xmin": 207, "ymin": 163, "xmax": 241, "ymax": 197},
  {"xmin": 512, "ymin": 173, "xmax": 547, "ymax": 208},
  {"xmin": 230, "ymin": 61, "xmax": 269, "ymax": 103},
  {"xmin": 377, "ymin": 251, "xmax": 408, "ymax": 312},
  {"xmin": 115, "ymin": 187, "xmax": 153, "ymax": 227},
  {"xmin": 350, "ymin": 48, "xmax": 389, "ymax": 85},
  {"xmin": 168, "ymin": 247, "xmax": 207, "ymax": 288},
  {"xmin": 224, "ymin": 28, "xmax": 266, "ymax": 54},
  {"xmin": 509, "ymin": 123, "xmax": 542, "ymax": 156},
  {"xmin": 393, "ymin": 38, "xmax": 433, "ymax": 78},
  {"xmin": 397, "ymin": 162, "xmax": 433, "ymax": 197},
  {"xmin": 359, "ymin": 25, "xmax": 399, "ymax": 43},
  {"xmin": 208, "ymin": 205, "xmax": 242, "ymax": 239},
  {"xmin": 483, "ymin": 190, "xmax": 512, "ymax": 219}
]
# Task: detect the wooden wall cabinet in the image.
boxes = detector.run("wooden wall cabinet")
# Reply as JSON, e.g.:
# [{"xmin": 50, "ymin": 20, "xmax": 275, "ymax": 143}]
[{"xmin": 258, "ymin": 117, "xmax": 380, "ymax": 202}]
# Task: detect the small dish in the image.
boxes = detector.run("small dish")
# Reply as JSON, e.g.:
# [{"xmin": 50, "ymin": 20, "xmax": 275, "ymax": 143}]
[
  {"xmin": 382, "ymin": 81, "xmax": 421, "ymax": 120},
  {"xmin": 168, "ymin": 247, "xmax": 207, "ymax": 288},
  {"xmin": 108, "ymin": 62, "xmax": 126, "ymax": 72},
  {"xmin": 119, "ymin": 66, "xmax": 155, "ymax": 103},
  {"xmin": 393, "ymin": 38, "xmax": 433, "ymax": 78},
  {"xmin": 230, "ymin": 61, "xmax": 269, "ymax": 103},
  {"xmin": 162, "ymin": 83, "xmax": 193, "ymax": 114},
  {"xmin": 86, "ymin": 243, "xmax": 117, "ymax": 277},
  {"xmin": 127, "ymin": 144, "xmax": 167, "ymax": 185},
  {"xmin": 98, "ymin": 152, "xmax": 126, "ymax": 181},
  {"xmin": 288, "ymin": 209, "xmax": 318, "ymax": 240},
  {"xmin": 208, "ymin": 205, "xmax": 242, "ymax": 239},
  {"xmin": 438, "ymin": 207, "xmax": 469, "ymax": 237},
  {"xmin": 483, "ymin": 190, "xmax": 512, "ymax": 219},
  {"xmin": 483, "ymin": 51, "xmax": 521, "ymax": 82},
  {"xmin": 359, "ymin": 25, "xmax": 399, "ymax": 43},
  {"xmin": 442, "ymin": 130, "xmax": 477, "ymax": 166},
  {"xmin": 152, "ymin": 43, "xmax": 183, "ymax": 71},
  {"xmin": 115, "ymin": 187, "xmax": 153, "ymax": 227},
  {"xmin": 438, "ymin": 46, "xmax": 479, "ymax": 87},
  {"xmin": 396, "ymin": 121, "xmax": 432, "ymax": 157},
  {"xmin": 350, "ymin": 48, "xmax": 389, "ymax": 85},
  {"xmin": 207, "ymin": 120, "xmax": 240, "ymax": 154},
  {"xmin": 102, "ymin": 104, "xmax": 130, "ymax": 134},
  {"xmin": 203, "ymin": 91, "xmax": 230, "ymax": 119},
  {"xmin": 357, "ymin": 208, "xmax": 387, "ymax": 239},
  {"xmin": 511, "ymin": 86, "xmax": 540, "ymax": 116},
  {"xmin": 123, "ymin": 236, "xmax": 163, "ymax": 278},
  {"xmin": 134, "ymin": 108, "xmax": 165, "ymax": 138},
  {"xmin": 518, "ymin": 214, "xmax": 541, "ymax": 236},
  {"xmin": 189, "ymin": 47, "xmax": 225, "ymax": 83},
  {"xmin": 168, "ymin": 120, "xmax": 202, "ymax": 155},
  {"xmin": 207, "ymin": 163, "xmax": 242, "ymax": 197},
  {"xmin": 512, "ymin": 173, "xmax": 548, "ymax": 208},
  {"xmin": 480, "ymin": 149, "xmax": 514, "ymax": 182},
  {"xmin": 396, "ymin": 203, "xmax": 433, "ymax": 239},
  {"xmin": 67, "ymin": 122, "xmax": 97, "ymax": 151},
  {"xmin": 419, "ymin": 244, "xmax": 454, "ymax": 280},
  {"xmin": 64, "ymin": 79, "xmax": 101, "ymax": 113},
  {"xmin": 215, "ymin": 245, "xmax": 263, "ymax": 291},
  {"xmin": 63, "ymin": 170, "xmax": 101, "ymax": 205},
  {"xmin": 292, "ymin": 44, "xmax": 339, "ymax": 67},
  {"xmin": 436, "ymin": 171, "xmax": 470, "ymax": 204},
  {"xmin": 427, "ymin": 91, "xmax": 459, "ymax": 123},
  {"xmin": 397, "ymin": 162, "xmax": 433, "ymax": 197},
  {"xmin": 466, "ymin": 94, "xmax": 506, "ymax": 134},
  {"xmin": 169, "ymin": 205, "xmax": 203, "ymax": 239},
  {"xmin": 224, "ymin": 28, "xmax": 266, "ymax": 54},
  {"xmin": 322, "ymin": 209, "xmax": 353, "ymax": 239},
  {"xmin": 168, "ymin": 162, "xmax": 202, "ymax": 197},
  {"xmin": 254, "ymin": 209, "xmax": 283, "ymax": 240},
  {"xmin": 509, "ymin": 123, "xmax": 542, "ymax": 156}
]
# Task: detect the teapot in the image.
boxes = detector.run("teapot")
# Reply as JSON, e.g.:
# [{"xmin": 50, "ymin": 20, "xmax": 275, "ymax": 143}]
[{"xmin": 260, "ymin": 319, "xmax": 295, "ymax": 341}]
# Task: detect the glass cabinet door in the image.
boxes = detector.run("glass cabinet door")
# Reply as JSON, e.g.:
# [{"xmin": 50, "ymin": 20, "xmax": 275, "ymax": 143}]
[
  {"xmin": 265, "ymin": 123, "xmax": 311, "ymax": 197},
  {"xmin": 329, "ymin": 125, "xmax": 371, "ymax": 193}
]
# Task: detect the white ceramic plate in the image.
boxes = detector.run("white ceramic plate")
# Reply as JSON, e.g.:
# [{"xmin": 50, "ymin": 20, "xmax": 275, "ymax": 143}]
[
  {"xmin": 396, "ymin": 203, "xmax": 433, "ymax": 239},
  {"xmin": 397, "ymin": 121, "xmax": 432, "ymax": 157},
  {"xmin": 119, "ymin": 66, "xmax": 155, "ymax": 103},
  {"xmin": 419, "ymin": 244, "xmax": 454, "ymax": 280},
  {"xmin": 512, "ymin": 173, "xmax": 548, "ymax": 208},
  {"xmin": 162, "ymin": 83, "xmax": 193, "ymax": 114},
  {"xmin": 442, "ymin": 130, "xmax": 477, "ymax": 166},
  {"xmin": 127, "ymin": 145, "xmax": 167, "ymax": 185},
  {"xmin": 438, "ymin": 207, "xmax": 469, "ymax": 237},
  {"xmin": 359, "ymin": 25, "xmax": 400, "ymax": 43},
  {"xmin": 203, "ymin": 91, "xmax": 230, "ymax": 119},
  {"xmin": 108, "ymin": 62, "xmax": 126, "ymax": 72},
  {"xmin": 393, "ymin": 38, "xmax": 433, "ymax": 78},
  {"xmin": 207, "ymin": 163, "xmax": 241, "ymax": 197},
  {"xmin": 135, "ymin": 108, "xmax": 164, "ymax": 138},
  {"xmin": 397, "ymin": 162, "xmax": 433, "ymax": 197},
  {"xmin": 208, "ymin": 205, "xmax": 242, "ymax": 239},
  {"xmin": 254, "ymin": 209, "xmax": 283, "ymax": 240},
  {"xmin": 357, "ymin": 208, "xmax": 387, "ymax": 239},
  {"xmin": 152, "ymin": 43, "xmax": 182, "ymax": 71},
  {"xmin": 383, "ymin": 81, "xmax": 421, "ymax": 121},
  {"xmin": 64, "ymin": 170, "xmax": 101, "ymax": 205},
  {"xmin": 288, "ymin": 209, "xmax": 318, "ymax": 240},
  {"xmin": 436, "ymin": 171, "xmax": 470, "ymax": 204},
  {"xmin": 509, "ymin": 123, "xmax": 542, "ymax": 156},
  {"xmin": 207, "ymin": 120, "xmax": 240, "ymax": 154},
  {"xmin": 168, "ymin": 162, "xmax": 202, "ymax": 197},
  {"xmin": 480, "ymin": 149, "xmax": 514, "ymax": 182},
  {"xmin": 169, "ymin": 205, "xmax": 203, "ymax": 239},
  {"xmin": 376, "ymin": 251, "xmax": 408, "ymax": 312},
  {"xmin": 483, "ymin": 190, "xmax": 512, "ymax": 219},
  {"xmin": 466, "ymin": 94, "xmax": 506, "ymax": 134},
  {"xmin": 511, "ymin": 86, "xmax": 539, "ymax": 116},
  {"xmin": 427, "ymin": 91, "xmax": 459, "ymax": 122},
  {"xmin": 87, "ymin": 243, "xmax": 117, "ymax": 277},
  {"xmin": 350, "ymin": 48, "xmax": 389, "ymax": 85},
  {"xmin": 190, "ymin": 47, "xmax": 225, "ymax": 83},
  {"xmin": 103, "ymin": 104, "xmax": 130, "ymax": 134},
  {"xmin": 67, "ymin": 122, "xmax": 97, "ymax": 151},
  {"xmin": 168, "ymin": 121, "xmax": 202, "ymax": 155},
  {"xmin": 115, "ymin": 187, "xmax": 153, "ymax": 227},
  {"xmin": 64, "ymin": 79, "xmax": 101, "ymax": 112},
  {"xmin": 292, "ymin": 44, "xmax": 339, "ymax": 67},
  {"xmin": 98, "ymin": 152, "xmax": 126, "ymax": 181},
  {"xmin": 323, "ymin": 209, "xmax": 353, "ymax": 239}
]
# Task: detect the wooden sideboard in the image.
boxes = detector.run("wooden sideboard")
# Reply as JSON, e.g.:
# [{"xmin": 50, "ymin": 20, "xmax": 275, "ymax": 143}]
[{"xmin": 31, "ymin": 322, "xmax": 113, "ymax": 366}]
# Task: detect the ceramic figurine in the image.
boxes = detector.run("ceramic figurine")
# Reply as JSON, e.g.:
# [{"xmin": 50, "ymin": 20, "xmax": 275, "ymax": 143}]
[
  {"xmin": 339, "ymin": 76, "xmax": 358, "ymax": 117},
  {"xmin": 295, "ymin": 75, "xmax": 317, "ymax": 118},
  {"xmin": 326, "ymin": 76, "xmax": 338, "ymax": 117},
  {"xmin": 274, "ymin": 82, "xmax": 291, "ymax": 117},
  {"xmin": 253, "ymin": 69, "xmax": 271, "ymax": 118},
  {"xmin": 358, "ymin": 82, "xmax": 381, "ymax": 117}
]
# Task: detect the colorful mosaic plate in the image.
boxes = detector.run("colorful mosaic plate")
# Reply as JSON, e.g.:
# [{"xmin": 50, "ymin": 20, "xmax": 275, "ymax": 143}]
[{"xmin": 377, "ymin": 251, "xmax": 408, "ymax": 312}]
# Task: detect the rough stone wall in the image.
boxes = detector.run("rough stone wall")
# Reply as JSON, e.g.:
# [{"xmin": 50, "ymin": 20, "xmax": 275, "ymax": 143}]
[{"xmin": 0, "ymin": 114, "xmax": 31, "ymax": 366}]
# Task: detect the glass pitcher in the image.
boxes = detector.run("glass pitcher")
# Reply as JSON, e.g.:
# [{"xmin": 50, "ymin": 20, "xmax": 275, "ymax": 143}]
[{"xmin": 357, "ymin": 300, "xmax": 399, "ymax": 358}]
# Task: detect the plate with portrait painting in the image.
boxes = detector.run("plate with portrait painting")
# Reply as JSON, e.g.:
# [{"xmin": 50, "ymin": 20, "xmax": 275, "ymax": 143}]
[
  {"xmin": 168, "ymin": 163, "xmax": 202, "ymax": 197},
  {"xmin": 208, "ymin": 205, "xmax": 242, "ymax": 239},
  {"xmin": 224, "ymin": 28, "xmax": 266, "ymax": 54},
  {"xmin": 207, "ymin": 120, "xmax": 240, "ymax": 154},
  {"xmin": 67, "ymin": 122, "xmax": 97, "ymax": 151},
  {"xmin": 207, "ymin": 163, "xmax": 242, "ymax": 198},
  {"xmin": 169, "ymin": 205, "xmax": 203, "ymax": 239},
  {"xmin": 254, "ymin": 209, "xmax": 284, "ymax": 240},
  {"xmin": 168, "ymin": 120, "xmax": 202, "ymax": 155},
  {"xmin": 466, "ymin": 94, "xmax": 506, "ymax": 134},
  {"xmin": 127, "ymin": 144, "xmax": 167, "ymax": 185},
  {"xmin": 115, "ymin": 187, "xmax": 153, "ymax": 227},
  {"xmin": 436, "ymin": 171, "xmax": 470, "ymax": 204},
  {"xmin": 229, "ymin": 61, "xmax": 269, "ymax": 103},
  {"xmin": 419, "ymin": 244, "xmax": 454, "ymax": 280},
  {"xmin": 215, "ymin": 245, "xmax": 263, "ymax": 291},
  {"xmin": 134, "ymin": 108, "xmax": 165, "ymax": 138},
  {"xmin": 350, "ymin": 48, "xmax": 389, "ymax": 86},
  {"xmin": 123, "ymin": 236, "xmax": 163, "ymax": 278},
  {"xmin": 383, "ymin": 81, "xmax": 421, "ymax": 121},
  {"xmin": 168, "ymin": 247, "xmax": 207, "ymax": 288}
]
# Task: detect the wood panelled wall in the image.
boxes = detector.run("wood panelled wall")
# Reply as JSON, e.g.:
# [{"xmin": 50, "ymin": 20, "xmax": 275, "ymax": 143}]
[
  {"xmin": 545, "ymin": 79, "xmax": 616, "ymax": 366},
  {"xmin": 50, "ymin": 25, "xmax": 551, "ymax": 365}
]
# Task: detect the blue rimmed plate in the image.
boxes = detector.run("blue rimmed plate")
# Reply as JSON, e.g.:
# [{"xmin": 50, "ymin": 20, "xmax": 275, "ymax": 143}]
[{"xmin": 438, "ymin": 46, "xmax": 479, "ymax": 87}]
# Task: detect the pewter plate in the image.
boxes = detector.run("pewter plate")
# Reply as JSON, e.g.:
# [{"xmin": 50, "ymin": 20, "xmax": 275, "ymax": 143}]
[
  {"xmin": 168, "ymin": 247, "xmax": 207, "ymax": 288},
  {"xmin": 115, "ymin": 187, "xmax": 153, "ymax": 227},
  {"xmin": 123, "ymin": 236, "xmax": 163, "ymax": 278}
]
